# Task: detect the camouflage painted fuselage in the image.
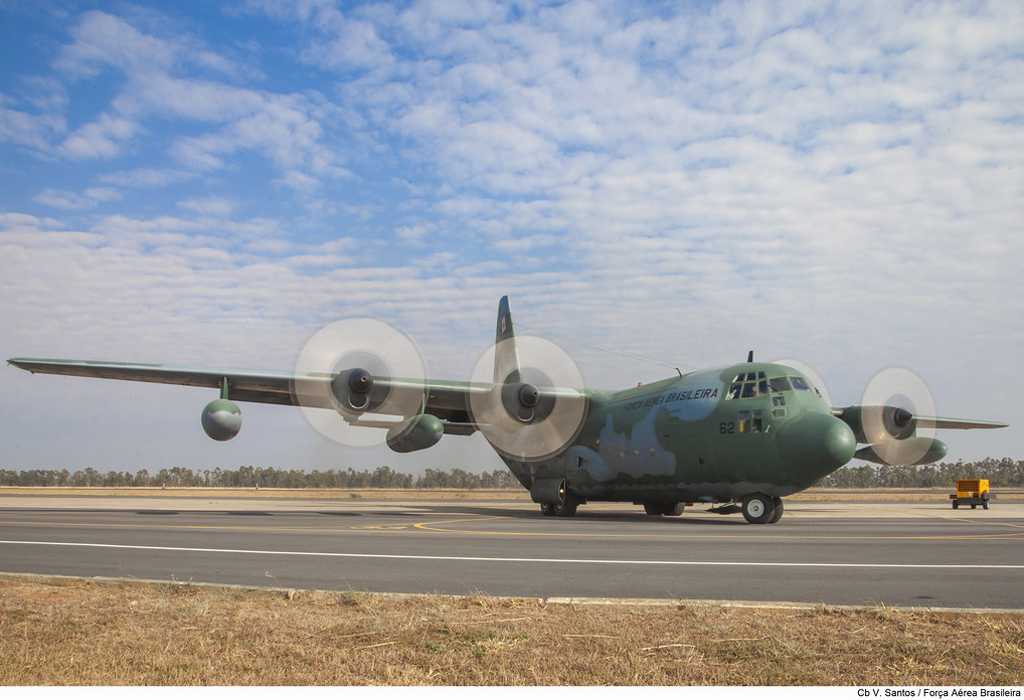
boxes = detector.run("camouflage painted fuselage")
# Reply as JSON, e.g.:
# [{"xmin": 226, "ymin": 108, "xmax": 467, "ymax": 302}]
[{"xmin": 501, "ymin": 362, "xmax": 856, "ymax": 505}]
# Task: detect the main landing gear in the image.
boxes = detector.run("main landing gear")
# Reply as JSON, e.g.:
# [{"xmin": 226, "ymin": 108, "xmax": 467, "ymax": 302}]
[
  {"xmin": 539, "ymin": 493, "xmax": 785, "ymax": 523},
  {"xmin": 741, "ymin": 494, "xmax": 784, "ymax": 524},
  {"xmin": 540, "ymin": 494, "xmax": 579, "ymax": 517},
  {"xmin": 643, "ymin": 502, "xmax": 686, "ymax": 517}
]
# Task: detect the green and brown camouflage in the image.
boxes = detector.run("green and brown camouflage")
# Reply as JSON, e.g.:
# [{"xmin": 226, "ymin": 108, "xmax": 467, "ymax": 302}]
[
  {"xmin": 8, "ymin": 296, "xmax": 1007, "ymax": 524},
  {"xmin": 506, "ymin": 362, "xmax": 857, "ymax": 506}
]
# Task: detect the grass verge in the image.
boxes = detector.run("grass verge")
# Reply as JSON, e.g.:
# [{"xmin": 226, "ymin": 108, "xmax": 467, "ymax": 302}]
[{"xmin": 1, "ymin": 576, "xmax": 1022, "ymax": 686}]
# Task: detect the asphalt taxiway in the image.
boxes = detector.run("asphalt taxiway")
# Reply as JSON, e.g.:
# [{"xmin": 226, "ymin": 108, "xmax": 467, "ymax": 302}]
[{"xmin": 1, "ymin": 494, "xmax": 1022, "ymax": 610}]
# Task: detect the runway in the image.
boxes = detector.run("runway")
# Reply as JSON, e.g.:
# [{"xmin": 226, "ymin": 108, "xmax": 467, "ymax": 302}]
[{"xmin": 2, "ymin": 494, "xmax": 1023, "ymax": 610}]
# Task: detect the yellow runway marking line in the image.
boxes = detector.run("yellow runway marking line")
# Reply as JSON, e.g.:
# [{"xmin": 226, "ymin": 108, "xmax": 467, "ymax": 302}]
[
  {"xmin": 0, "ymin": 519, "xmax": 413, "ymax": 534},
  {"xmin": 3, "ymin": 513, "xmax": 1024, "ymax": 542},
  {"xmin": 411, "ymin": 516, "xmax": 1024, "ymax": 541},
  {"xmin": 412, "ymin": 528, "xmax": 1024, "ymax": 541}
]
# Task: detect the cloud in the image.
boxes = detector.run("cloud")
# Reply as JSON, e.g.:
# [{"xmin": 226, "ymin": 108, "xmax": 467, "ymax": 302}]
[
  {"xmin": 54, "ymin": 10, "xmax": 178, "ymax": 79},
  {"xmin": 58, "ymin": 112, "xmax": 139, "ymax": 159},
  {"xmin": 99, "ymin": 167, "xmax": 196, "ymax": 188},
  {"xmin": 44, "ymin": 10, "xmax": 347, "ymax": 191},
  {"xmin": 32, "ymin": 187, "xmax": 121, "ymax": 210},
  {"xmin": 1, "ymin": 1, "xmax": 1021, "ymax": 471},
  {"xmin": 177, "ymin": 197, "xmax": 235, "ymax": 217}
]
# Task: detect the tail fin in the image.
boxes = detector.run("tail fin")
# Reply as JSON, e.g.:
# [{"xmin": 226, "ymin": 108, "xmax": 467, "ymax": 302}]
[{"xmin": 494, "ymin": 296, "xmax": 522, "ymax": 384}]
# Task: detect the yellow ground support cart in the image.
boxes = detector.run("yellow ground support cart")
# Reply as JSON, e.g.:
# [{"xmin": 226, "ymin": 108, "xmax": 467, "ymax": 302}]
[{"xmin": 950, "ymin": 479, "xmax": 991, "ymax": 510}]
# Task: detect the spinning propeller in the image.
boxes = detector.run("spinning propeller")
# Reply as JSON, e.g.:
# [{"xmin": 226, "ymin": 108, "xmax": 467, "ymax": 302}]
[
  {"xmin": 468, "ymin": 334, "xmax": 588, "ymax": 462},
  {"xmin": 292, "ymin": 318, "xmax": 426, "ymax": 447},
  {"xmin": 775, "ymin": 358, "xmax": 949, "ymax": 466},
  {"xmin": 854, "ymin": 367, "xmax": 940, "ymax": 466},
  {"xmin": 289, "ymin": 304, "xmax": 588, "ymax": 461}
]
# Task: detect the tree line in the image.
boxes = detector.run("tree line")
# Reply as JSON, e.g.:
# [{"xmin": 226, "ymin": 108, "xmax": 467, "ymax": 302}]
[
  {"xmin": 0, "ymin": 465, "xmax": 518, "ymax": 490},
  {"xmin": 817, "ymin": 458, "xmax": 1024, "ymax": 489},
  {"xmin": 2, "ymin": 458, "xmax": 1022, "ymax": 490}
]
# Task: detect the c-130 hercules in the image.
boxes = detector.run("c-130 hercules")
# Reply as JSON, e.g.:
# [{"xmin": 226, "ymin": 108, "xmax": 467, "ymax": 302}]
[{"xmin": 9, "ymin": 297, "xmax": 1007, "ymax": 524}]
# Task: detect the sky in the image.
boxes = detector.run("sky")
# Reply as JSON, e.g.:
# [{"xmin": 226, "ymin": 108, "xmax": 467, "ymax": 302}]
[{"xmin": 1, "ymin": 0, "xmax": 1021, "ymax": 477}]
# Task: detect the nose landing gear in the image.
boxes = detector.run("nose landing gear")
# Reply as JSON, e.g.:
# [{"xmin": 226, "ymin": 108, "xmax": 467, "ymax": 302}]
[{"xmin": 741, "ymin": 494, "xmax": 784, "ymax": 524}]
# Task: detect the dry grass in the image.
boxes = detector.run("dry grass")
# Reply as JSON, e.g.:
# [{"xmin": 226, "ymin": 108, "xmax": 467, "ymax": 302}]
[{"xmin": 2, "ymin": 577, "xmax": 1022, "ymax": 686}]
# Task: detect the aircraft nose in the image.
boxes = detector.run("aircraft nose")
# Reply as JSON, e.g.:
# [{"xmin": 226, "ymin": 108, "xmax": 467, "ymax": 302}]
[{"xmin": 776, "ymin": 412, "xmax": 857, "ymax": 479}]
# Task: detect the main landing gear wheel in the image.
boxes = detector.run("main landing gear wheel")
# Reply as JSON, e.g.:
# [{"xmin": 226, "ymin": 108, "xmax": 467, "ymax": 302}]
[
  {"xmin": 742, "ymin": 494, "xmax": 777, "ymax": 524},
  {"xmin": 643, "ymin": 502, "xmax": 685, "ymax": 516},
  {"xmin": 553, "ymin": 497, "xmax": 578, "ymax": 517},
  {"xmin": 541, "ymin": 495, "xmax": 579, "ymax": 517},
  {"xmin": 768, "ymin": 497, "xmax": 784, "ymax": 523},
  {"xmin": 553, "ymin": 494, "xmax": 580, "ymax": 517}
]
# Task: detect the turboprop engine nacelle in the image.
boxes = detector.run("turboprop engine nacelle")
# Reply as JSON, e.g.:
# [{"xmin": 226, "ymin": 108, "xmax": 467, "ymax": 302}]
[
  {"xmin": 201, "ymin": 398, "xmax": 242, "ymax": 441},
  {"xmin": 385, "ymin": 413, "xmax": 444, "ymax": 453},
  {"xmin": 855, "ymin": 437, "xmax": 948, "ymax": 466},
  {"xmin": 836, "ymin": 405, "xmax": 949, "ymax": 465},
  {"xmin": 836, "ymin": 405, "xmax": 916, "ymax": 442}
]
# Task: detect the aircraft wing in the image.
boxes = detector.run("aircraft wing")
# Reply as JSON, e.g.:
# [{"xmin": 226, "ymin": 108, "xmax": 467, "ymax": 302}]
[
  {"xmin": 6, "ymin": 357, "xmax": 484, "ymax": 434},
  {"xmin": 9, "ymin": 299, "xmax": 589, "ymax": 459},
  {"xmin": 8, "ymin": 358, "xmax": 304, "ymax": 406},
  {"xmin": 911, "ymin": 416, "xmax": 1008, "ymax": 430},
  {"xmin": 832, "ymin": 404, "xmax": 1008, "ymax": 433}
]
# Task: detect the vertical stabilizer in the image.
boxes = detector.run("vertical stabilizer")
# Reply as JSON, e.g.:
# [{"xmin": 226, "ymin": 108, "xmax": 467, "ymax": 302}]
[{"xmin": 494, "ymin": 296, "xmax": 522, "ymax": 384}]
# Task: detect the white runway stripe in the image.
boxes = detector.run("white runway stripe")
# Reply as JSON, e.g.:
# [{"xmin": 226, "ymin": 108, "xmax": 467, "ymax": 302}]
[{"xmin": 2, "ymin": 539, "xmax": 1023, "ymax": 570}]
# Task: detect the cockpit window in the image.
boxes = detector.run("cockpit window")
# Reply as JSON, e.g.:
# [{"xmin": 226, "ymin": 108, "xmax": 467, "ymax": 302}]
[
  {"xmin": 724, "ymin": 371, "xmax": 822, "ymax": 401},
  {"xmin": 726, "ymin": 372, "xmax": 820, "ymax": 400},
  {"xmin": 727, "ymin": 371, "xmax": 780, "ymax": 400}
]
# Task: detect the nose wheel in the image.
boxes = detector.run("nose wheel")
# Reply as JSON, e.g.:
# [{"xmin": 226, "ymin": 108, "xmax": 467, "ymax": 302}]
[{"xmin": 742, "ymin": 494, "xmax": 784, "ymax": 524}]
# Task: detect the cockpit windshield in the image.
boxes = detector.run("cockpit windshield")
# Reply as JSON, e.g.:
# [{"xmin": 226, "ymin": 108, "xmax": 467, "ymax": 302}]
[
  {"xmin": 725, "ymin": 371, "xmax": 818, "ymax": 400},
  {"xmin": 791, "ymin": 376, "xmax": 811, "ymax": 391}
]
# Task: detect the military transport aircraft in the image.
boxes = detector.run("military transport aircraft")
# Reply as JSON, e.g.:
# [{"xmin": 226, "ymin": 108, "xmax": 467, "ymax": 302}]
[{"xmin": 8, "ymin": 297, "xmax": 1007, "ymax": 524}]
